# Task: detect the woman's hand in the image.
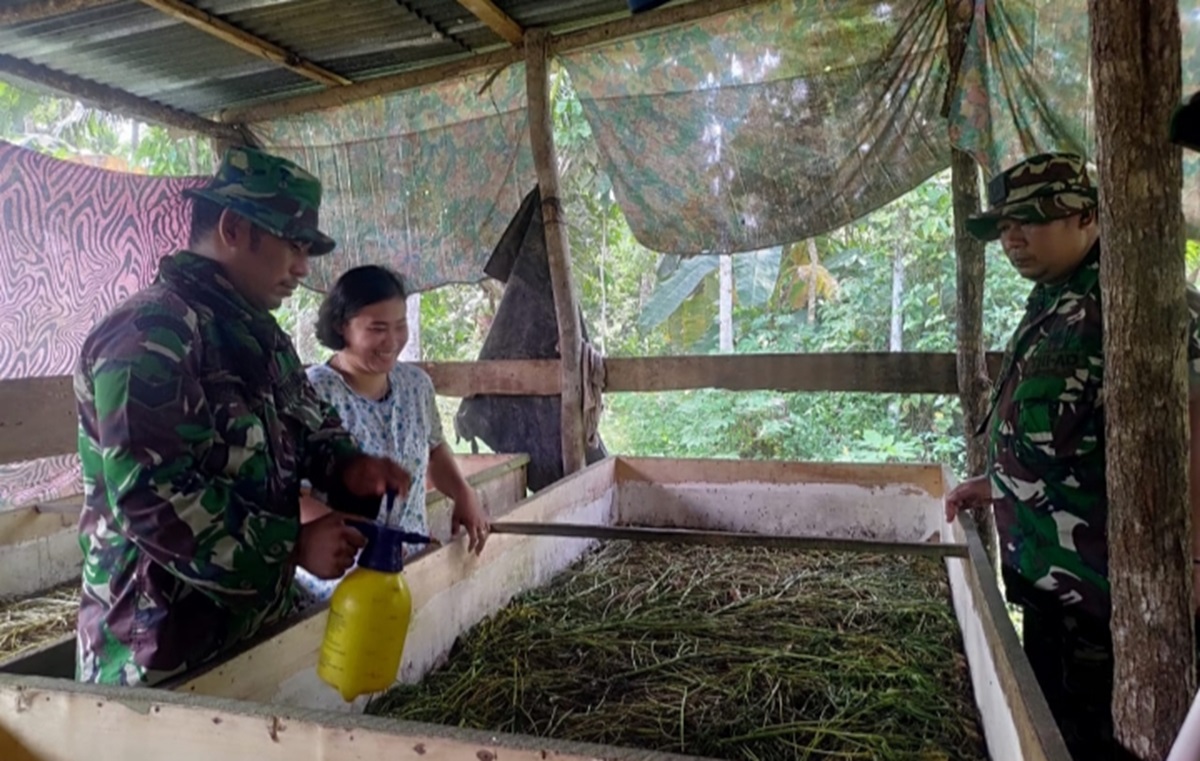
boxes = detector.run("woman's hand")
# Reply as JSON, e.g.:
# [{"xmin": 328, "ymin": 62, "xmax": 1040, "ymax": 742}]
[{"xmin": 451, "ymin": 491, "xmax": 490, "ymax": 555}]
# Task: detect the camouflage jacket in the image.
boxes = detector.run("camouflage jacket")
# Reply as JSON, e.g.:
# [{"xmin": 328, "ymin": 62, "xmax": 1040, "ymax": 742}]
[
  {"xmin": 74, "ymin": 251, "xmax": 378, "ymax": 687},
  {"xmin": 984, "ymin": 242, "xmax": 1200, "ymax": 624}
]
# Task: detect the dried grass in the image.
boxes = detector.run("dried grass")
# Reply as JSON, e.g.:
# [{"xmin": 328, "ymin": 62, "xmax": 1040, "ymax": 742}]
[{"xmin": 0, "ymin": 584, "xmax": 78, "ymax": 662}]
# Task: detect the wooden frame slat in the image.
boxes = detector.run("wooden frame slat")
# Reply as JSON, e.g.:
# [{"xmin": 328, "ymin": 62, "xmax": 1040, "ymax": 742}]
[
  {"xmin": 0, "ymin": 353, "xmax": 1004, "ymax": 466},
  {"xmin": 135, "ymin": 0, "xmax": 353, "ymax": 87}
]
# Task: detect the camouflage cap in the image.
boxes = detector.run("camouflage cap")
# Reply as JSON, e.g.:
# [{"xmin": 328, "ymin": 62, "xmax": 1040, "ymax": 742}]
[
  {"xmin": 1170, "ymin": 91, "xmax": 1200, "ymax": 152},
  {"xmin": 183, "ymin": 145, "xmax": 336, "ymax": 256},
  {"xmin": 966, "ymin": 152, "xmax": 1098, "ymax": 242}
]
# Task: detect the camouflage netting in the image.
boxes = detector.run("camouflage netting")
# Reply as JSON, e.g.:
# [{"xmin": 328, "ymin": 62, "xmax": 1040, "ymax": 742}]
[
  {"xmin": 249, "ymin": 0, "xmax": 1200, "ymax": 277},
  {"xmin": 246, "ymin": 64, "xmax": 536, "ymax": 294}
]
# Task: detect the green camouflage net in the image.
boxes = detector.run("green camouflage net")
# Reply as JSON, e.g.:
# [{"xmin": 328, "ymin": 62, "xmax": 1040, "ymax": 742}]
[
  {"xmin": 949, "ymin": 0, "xmax": 1200, "ymax": 235},
  {"xmin": 247, "ymin": 64, "xmax": 535, "ymax": 293},
  {"xmin": 248, "ymin": 0, "xmax": 1200, "ymax": 285}
]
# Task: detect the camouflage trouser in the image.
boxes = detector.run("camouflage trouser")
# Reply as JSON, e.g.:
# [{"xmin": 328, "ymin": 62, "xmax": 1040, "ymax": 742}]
[{"xmin": 1019, "ymin": 605, "xmax": 1137, "ymax": 761}]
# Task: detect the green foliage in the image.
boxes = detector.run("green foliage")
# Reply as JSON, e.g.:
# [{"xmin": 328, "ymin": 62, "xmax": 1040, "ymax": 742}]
[
  {"xmin": 638, "ymin": 255, "xmax": 719, "ymax": 331},
  {"xmin": 0, "ymin": 80, "xmax": 210, "ymax": 176}
]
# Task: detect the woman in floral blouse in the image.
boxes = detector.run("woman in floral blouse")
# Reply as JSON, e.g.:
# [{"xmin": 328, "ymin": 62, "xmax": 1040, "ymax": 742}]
[{"xmin": 293, "ymin": 265, "xmax": 489, "ymax": 609}]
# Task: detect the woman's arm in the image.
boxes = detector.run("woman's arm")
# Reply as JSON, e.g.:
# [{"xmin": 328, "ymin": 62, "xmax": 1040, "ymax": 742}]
[{"xmin": 428, "ymin": 443, "xmax": 489, "ymax": 554}]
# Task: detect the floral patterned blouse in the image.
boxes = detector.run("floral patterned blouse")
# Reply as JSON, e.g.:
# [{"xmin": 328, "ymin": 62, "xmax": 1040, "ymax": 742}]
[{"xmin": 292, "ymin": 361, "xmax": 445, "ymax": 610}]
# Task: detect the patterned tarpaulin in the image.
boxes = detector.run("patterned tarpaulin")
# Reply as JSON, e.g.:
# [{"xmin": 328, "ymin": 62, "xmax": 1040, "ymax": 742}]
[
  {"xmin": 948, "ymin": 0, "xmax": 1200, "ymax": 234},
  {"xmin": 560, "ymin": 0, "xmax": 952, "ymax": 255},
  {"xmin": 0, "ymin": 140, "xmax": 205, "ymax": 507},
  {"xmin": 247, "ymin": 64, "xmax": 536, "ymax": 294}
]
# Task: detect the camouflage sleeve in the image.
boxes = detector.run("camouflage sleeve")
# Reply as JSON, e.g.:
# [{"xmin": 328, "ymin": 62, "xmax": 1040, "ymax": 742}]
[
  {"xmin": 298, "ymin": 398, "xmax": 381, "ymax": 520},
  {"xmin": 84, "ymin": 305, "xmax": 294, "ymax": 610}
]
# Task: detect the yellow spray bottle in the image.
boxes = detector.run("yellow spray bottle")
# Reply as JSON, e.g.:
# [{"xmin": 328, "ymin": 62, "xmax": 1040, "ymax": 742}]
[{"xmin": 317, "ymin": 491, "xmax": 433, "ymax": 702}]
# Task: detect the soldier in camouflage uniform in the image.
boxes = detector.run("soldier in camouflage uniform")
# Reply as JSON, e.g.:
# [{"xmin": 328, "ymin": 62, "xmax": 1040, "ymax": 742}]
[
  {"xmin": 73, "ymin": 146, "xmax": 413, "ymax": 687},
  {"xmin": 944, "ymin": 152, "xmax": 1200, "ymax": 760}
]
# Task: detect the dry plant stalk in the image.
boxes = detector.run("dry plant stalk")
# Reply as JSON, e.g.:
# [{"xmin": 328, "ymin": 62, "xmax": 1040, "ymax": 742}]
[
  {"xmin": 0, "ymin": 583, "xmax": 78, "ymax": 661},
  {"xmin": 369, "ymin": 542, "xmax": 988, "ymax": 761}
]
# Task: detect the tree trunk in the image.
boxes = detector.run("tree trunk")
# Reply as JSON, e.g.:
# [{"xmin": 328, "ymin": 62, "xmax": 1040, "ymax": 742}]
[
  {"xmin": 944, "ymin": 0, "xmax": 996, "ymax": 567},
  {"xmin": 950, "ymin": 149, "xmax": 996, "ymax": 564},
  {"xmin": 890, "ymin": 244, "xmax": 905, "ymax": 352},
  {"xmin": 1090, "ymin": 1, "xmax": 1194, "ymax": 757},
  {"xmin": 718, "ymin": 253, "xmax": 734, "ymax": 353},
  {"xmin": 806, "ymin": 238, "xmax": 819, "ymax": 325}
]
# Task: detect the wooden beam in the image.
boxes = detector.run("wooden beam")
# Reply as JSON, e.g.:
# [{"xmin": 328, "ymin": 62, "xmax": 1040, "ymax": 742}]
[
  {"xmin": 134, "ymin": 0, "xmax": 351, "ymax": 87},
  {"xmin": 525, "ymin": 28, "xmax": 586, "ymax": 477},
  {"xmin": 490, "ymin": 521, "xmax": 969, "ymax": 558},
  {"xmin": 0, "ymin": 0, "xmax": 115, "ymax": 26},
  {"xmin": 415, "ymin": 359, "xmax": 560, "ymax": 397},
  {"xmin": 455, "ymin": 0, "xmax": 523, "ymax": 45},
  {"xmin": 0, "ymin": 54, "xmax": 247, "ymax": 142},
  {"xmin": 0, "ymin": 355, "xmax": 1007, "ymax": 465},
  {"xmin": 604, "ymin": 353, "xmax": 1006, "ymax": 394},
  {"xmin": 1091, "ymin": 0, "xmax": 1193, "ymax": 757},
  {"xmin": 0, "ymin": 375, "xmax": 76, "ymax": 466},
  {"xmin": 218, "ymin": 0, "xmax": 762, "ymax": 123}
]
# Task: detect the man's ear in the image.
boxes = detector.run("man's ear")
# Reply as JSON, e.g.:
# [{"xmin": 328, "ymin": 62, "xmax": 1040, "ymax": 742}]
[
  {"xmin": 1079, "ymin": 209, "xmax": 1097, "ymax": 227},
  {"xmin": 216, "ymin": 207, "xmax": 244, "ymax": 249}
]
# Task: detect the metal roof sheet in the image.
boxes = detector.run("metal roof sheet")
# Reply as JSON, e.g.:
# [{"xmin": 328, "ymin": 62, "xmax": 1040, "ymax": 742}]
[{"xmin": 0, "ymin": 0, "xmax": 634, "ymax": 118}]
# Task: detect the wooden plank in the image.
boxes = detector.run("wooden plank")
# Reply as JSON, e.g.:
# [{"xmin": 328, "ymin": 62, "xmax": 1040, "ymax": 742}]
[
  {"xmin": 525, "ymin": 28, "xmax": 586, "ymax": 476},
  {"xmin": 414, "ymin": 359, "xmax": 560, "ymax": 397},
  {"xmin": 455, "ymin": 0, "xmax": 523, "ymax": 45},
  {"xmin": 490, "ymin": 520, "xmax": 968, "ymax": 558},
  {"xmin": 219, "ymin": 0, "xmax": 765, "ymax": 123},
  {"xmin": 0, "ymin": 672, "xmax": 692, "ymax": 761},
  {"xmin": 0, "ymin": 54, "xmax": 247, "ymax": 143},
  {"xmin": 946, "ymin": 505, "xmax": 1073, "ymax": 761},
  {"xmin": 605, "ymin": 352, "xmax": 1006, "ymax": 394},
  {"xmin": 613, "ymin": 456, "xmax": 948, "ymax": 496},
  {"xmin": 0, "ymin": 376, "xmax": 76, "ymax": 466},
  {"xmin": 0, "ymin": 355, "xmax": 1008, "ymax": 466},
  {"xmin": 135, "ymin": 0, "xmax": 352, "ymax": 87}
]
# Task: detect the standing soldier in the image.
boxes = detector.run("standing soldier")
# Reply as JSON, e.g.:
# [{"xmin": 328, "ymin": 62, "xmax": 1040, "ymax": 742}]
[
  {"xmin": 944, "ymin": 152, "xmax": 1200, "ymax": 760},
  {"xmin": 74, "ymin": 146, "xmax": 412, "ymax": 687}
]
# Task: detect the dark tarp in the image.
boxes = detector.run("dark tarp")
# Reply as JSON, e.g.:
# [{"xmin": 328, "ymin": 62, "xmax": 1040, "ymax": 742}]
[{"xmin": 454, "ymin": 187, "xmax": 607, "ymax": 492}]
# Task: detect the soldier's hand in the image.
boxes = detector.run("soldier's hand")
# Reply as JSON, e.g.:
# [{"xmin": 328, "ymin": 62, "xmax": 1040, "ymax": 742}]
[
  {"xmin": 296, "ymin": 512, "xmax": 367, "ymax": 579},
  {"xmin": 944, "ymin": 475, "xmax": 993, "ymax": 523},
  {"xmin": 341, "ymin": 454, "xmax": 412, "ymax": 500}
]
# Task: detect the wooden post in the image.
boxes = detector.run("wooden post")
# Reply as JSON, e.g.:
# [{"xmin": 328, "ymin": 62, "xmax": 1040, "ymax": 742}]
[
  {"xmin": 524, "ymin": 28, "xmax": 586, "ymax": 476},
  {"xmin": 1090, "ymin": 0, "xmax": 1194, "ymax": 757},
  {"xmin": 945, "ymin": 0, "xmax": 996, "ymax": 566}
]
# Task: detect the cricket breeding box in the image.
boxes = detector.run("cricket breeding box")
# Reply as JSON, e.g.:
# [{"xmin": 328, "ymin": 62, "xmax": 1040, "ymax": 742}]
[{"xmin": 0, "ymin": 457, "xmax": 1070, "ymax": 761}]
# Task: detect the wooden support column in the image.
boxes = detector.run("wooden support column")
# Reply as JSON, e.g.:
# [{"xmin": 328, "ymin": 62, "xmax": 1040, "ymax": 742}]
[
  {"xmin": 524, "ymin": 28, "xmax": 586, "ymax": 476},
  {"xmin": 1090, "ymin": 0, "xmax": 1194, "ymax": 757},
  {"xmin": 944, "ymin": 0, "xmax": 995, "ymax": 566}
]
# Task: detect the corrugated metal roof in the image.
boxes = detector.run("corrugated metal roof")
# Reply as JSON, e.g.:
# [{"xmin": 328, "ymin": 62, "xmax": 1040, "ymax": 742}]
[{"xmin": 0, "ymin": 0, "xmax": 633, "ymax": 118}]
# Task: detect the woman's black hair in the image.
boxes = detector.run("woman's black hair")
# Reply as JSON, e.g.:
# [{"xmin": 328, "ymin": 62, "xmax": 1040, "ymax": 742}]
[{"xmin": 315, "ymin": 265, "xmax": 408, "ymax": 351}]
